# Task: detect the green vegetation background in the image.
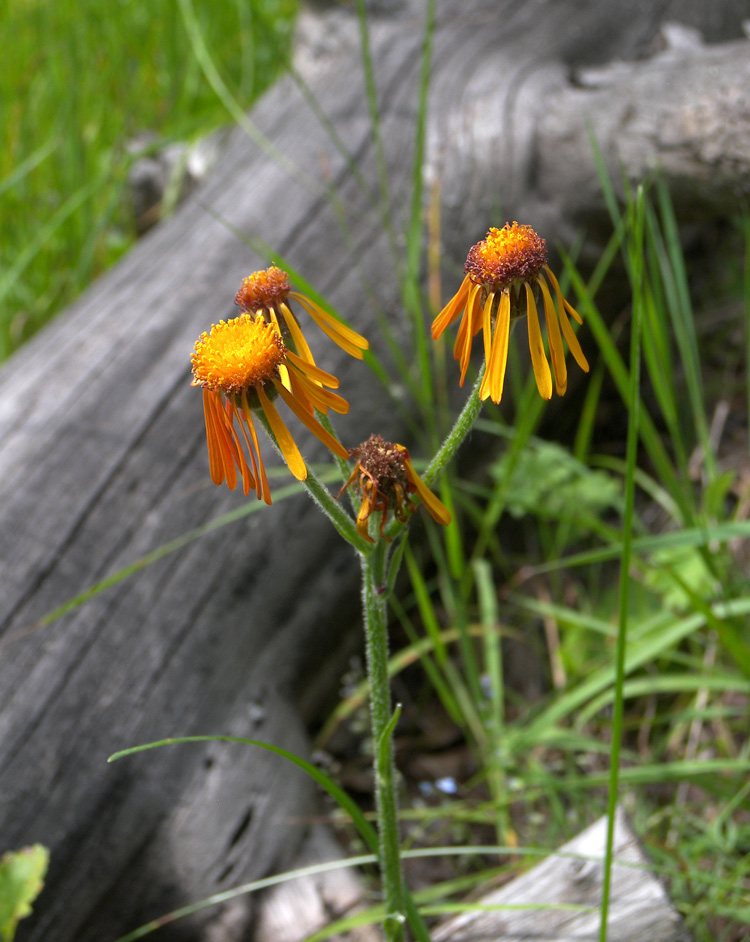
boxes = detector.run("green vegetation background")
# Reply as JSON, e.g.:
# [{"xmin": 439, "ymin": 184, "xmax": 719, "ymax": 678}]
[{"xmin": 0, "ymin": 0, "xmax": 297, "ymax": 360}]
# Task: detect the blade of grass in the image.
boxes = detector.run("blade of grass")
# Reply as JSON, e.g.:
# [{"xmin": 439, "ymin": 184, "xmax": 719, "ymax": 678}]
[
  {"xmin": 176, "ymin": 0, "xmax": 314, "ymax": 193},
  {"xmin": 0, "ymin": 137, "xmax": 58, "ymax": 199},
  {"xmin": 654, "ymin": 181, "xmax": 715, "ymax": 482},
  {"xmin": 526, "ymin": 519, "xmax": 750, "ymax": 576},
  {"xmin": 599, "ymin": 184, "xmax": 643, "ymax": 942},
  {"xmin": 353, "ymin": 0, "xmax": 398, "ymax": 263},
  {"xmin": 402, "ymin": 0, "xmax": 437, "ymax": 418}
]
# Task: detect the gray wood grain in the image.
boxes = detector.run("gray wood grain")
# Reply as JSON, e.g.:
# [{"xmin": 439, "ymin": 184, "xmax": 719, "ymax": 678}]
[
  {"xmin": 2, "ymin": 2, "xmax": 748, "ymax": 939},
  {"xmin": 432, "ymin": 808, "xmax": 690, "ymax": 942}
]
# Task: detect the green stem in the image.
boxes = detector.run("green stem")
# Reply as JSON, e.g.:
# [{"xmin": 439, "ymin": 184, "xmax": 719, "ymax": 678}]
[
  {"xmin": 255, "ymin": 411, "xmax": 372, "ymax": 554},
  {"xmin": 360, "ymin": 543, "xmax": 405, "ymax": 942},
  {"xmin": 423, "ymin": 364, "xmax": 485, "ymax": 487}
]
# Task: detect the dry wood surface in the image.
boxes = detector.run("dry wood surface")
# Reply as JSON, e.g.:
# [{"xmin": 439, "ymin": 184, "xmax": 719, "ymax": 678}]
[{"xmin": 431, "ymin": 808, "xmax": 690, "ymax": 942}]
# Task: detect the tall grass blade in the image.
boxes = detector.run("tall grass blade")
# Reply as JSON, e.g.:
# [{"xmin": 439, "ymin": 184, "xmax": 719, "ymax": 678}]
[
  {"xmin": 176, "ymin": 0, "xmax": 314, "ymax": 192},
  {"xmin": 402, "ymin": 0, "xmax": 438, "ymax": 415},
  {"xmin": 599, "ymin": 186, "xmax": 644, "ymax": 942}
]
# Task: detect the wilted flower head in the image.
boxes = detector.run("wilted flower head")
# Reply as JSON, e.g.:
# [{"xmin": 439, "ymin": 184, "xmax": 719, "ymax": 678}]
[
  {"xmin": 338, "ymin": 434, "xmax": 451, "ymax": 543},
  {"xmin": 191, "ymin": 311, "xmax": 349, "ymax": 503},
  {"xmin": 432, "ymin": 222, "xmax": 589, "ymax": 404},
  {"xmin": 235, "ymin": 266, "xmax": 369, "ymax": 363}
]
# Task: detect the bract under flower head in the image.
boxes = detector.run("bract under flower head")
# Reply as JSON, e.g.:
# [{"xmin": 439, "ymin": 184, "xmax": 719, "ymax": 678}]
[
  {"xmin": 431, "ymin": 222, "xmax": 589, "ymax": 404},
  {"xmin": 234, "ymin": 266, "xmax": 369, "ymax": 364},
  {"xmin": 191, "ymin": 312, "xmax": 350, "ymax": 503},
  {"xmin": 338, "ymin": 434, "xmax": 451, "ymax": 543}
]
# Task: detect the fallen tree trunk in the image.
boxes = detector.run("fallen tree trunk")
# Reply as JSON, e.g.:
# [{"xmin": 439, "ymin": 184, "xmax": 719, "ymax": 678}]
[
  {"xmin": 432, "ymin": 808, "xmax": 690, "ymax": 942},
  {"xmin": 253, "ymin": 809, "xmax": 690, "ymax": 942},
  {"xmin": 1, "ymin": 2, "xmax": 747, "ymax": 940}
]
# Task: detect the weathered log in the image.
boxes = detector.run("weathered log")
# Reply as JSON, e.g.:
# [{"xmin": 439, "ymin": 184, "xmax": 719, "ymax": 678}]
[
  {"xmin": 254, "ymin": 808, "xmax": 690, "ymax": 942},
  {"xmin": 1, "ymin": 2, "xmax": 748, "ymax": 940},
  {"xmin": 431, "ymin": 808, "xmax": 690, "ymax": 942}
]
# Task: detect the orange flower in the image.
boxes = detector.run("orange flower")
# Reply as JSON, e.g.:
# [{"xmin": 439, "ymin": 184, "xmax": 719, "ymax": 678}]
[
  {"xmin": 338, "ymin": 434, "xmax": 451, "ymax": 543},
  {"xmin": 235, "ymin": 266, "xmax": 369, "ymax": 364},
  {"xmin": 191, "ymin": 312, "xmax": 350, "ymax": 503},
  {"xmin": 432, "ymin": 223, "xmax": 589, "ymax": 404}
]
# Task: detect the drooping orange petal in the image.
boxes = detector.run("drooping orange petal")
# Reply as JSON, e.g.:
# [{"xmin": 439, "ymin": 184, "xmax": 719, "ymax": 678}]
[
  {"xmin": 273, "ymin": 379, "xmax": 350, "ymax": 460},
  {"xmin": 356, "ymin": 492, "xmax": 375, "ymax": 543},
  {"xmin": 481, "ymin": 291, "xmax": 495, "ymax": 367},
  {"xmin": 230, "ymin": 402, "xmax": 254, "ymax": 497},
  {"xmin": 402, "ymin": 457, "xmax": 452, "ymax": 526},
  {"xmin": 456, "ymin": 283, "xmax": 482, "ymax": 386},
  {"xmin": 525, "ymin": 282, "xmax": 552, "ymax": 400},
  {"xmin": 229, "ymin": 396, "xmax": 261, "ymax": 498},
  {"xmin": 291, "ymin": 293, "xmax": 369, "ymax": 358},
  {"xmin": 205, "ymin": 390, "xmax": 239, "ymax": 489},
  {"xmin": 544, "ymin": 266, "xmax": 589, "ymax": 371},
  {"xmin": 538, "ymin": 275, "xmax": 567, "ymax": 396},
  {"xmin": 480, "ymin": 289, "xmax": 510, "ymax": 403},
  {"xmin": 432, "ymin": 274, "xmax": 471, "ymax": 339},
  {"xmin": 202, "ymin": 389, "xmax": 226, "ymax": 486},
  {"xmin": 240, "ymin": 395, "xmax": 272, "ymax": 505},
  {"xmin": 257, "ymin": 383, "xmax": 307, "ymax": 481},
  {"xmin": 563, "ymin": 298, "xmax": 583, "ymax": 325},
  {"xmin": 539, "ymin": 268, "xmax": 583, "ymax": 327},
  {"xmin": 286, "ymin": 350, "xmax": 341, "ymax": 389},
  {"xmin": 279, "ymin": 302, "xmax": 317, "ymax": 366},
  {"xmin": 224, "ymin": 398, "xmax": 255, "ymax": 493},
  {"xmin": 453, "ymin": 309, "xmax": 470, "ymax": 369},
  {"xmin": 290, "ymin": 369, "xmax": 349, "ymax": 415}
]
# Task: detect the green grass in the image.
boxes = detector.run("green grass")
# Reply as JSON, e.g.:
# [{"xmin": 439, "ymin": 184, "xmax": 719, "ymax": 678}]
[
  {"xmin": 384, "ymin": 184, "xmax": 750, "ymax": 940},
  {"xmin": 0, "ymin": 0, "xmax": 297, "ymax": 360}
]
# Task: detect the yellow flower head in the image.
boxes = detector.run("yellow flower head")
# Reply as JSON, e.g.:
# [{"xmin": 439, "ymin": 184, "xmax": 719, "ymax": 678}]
[
  {"xmin": 338, "ymin": 434, "xmax": 451, "ymax": 543},
  {"xmin": 235, "ymin": 265, "xmax": 369, "ymax": 364},
  {"xmin": 432, "ymin": 222, "xmax": 589, "ymax": 404},
  {"xmin": 191, "ymin": 312, "xmax": 350, "ymax": 503}
]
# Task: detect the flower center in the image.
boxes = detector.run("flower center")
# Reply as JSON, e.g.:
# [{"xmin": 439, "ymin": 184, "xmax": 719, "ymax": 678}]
[
  {"xmin": 235, "ymin": 266, "xmax": 291, "ymax": 311},
  {"xmin": 354, "ymin": 435, "xmax": 408, "ymax": 492},
  {"xmin": 464, "ymin": 222, "xmax": 547, "ymax": 290},
  {"xmin": 191, "ymin": 313, "xmax": 285, "ymax": 393}
]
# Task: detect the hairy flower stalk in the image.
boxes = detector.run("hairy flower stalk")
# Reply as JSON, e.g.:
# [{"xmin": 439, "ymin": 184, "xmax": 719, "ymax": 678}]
[{"xmin": 336, "ymin": 435, "xmax": 450, "ymax": 940}]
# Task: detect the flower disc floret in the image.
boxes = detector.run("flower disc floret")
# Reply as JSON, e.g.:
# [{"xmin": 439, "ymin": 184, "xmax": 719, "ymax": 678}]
[
  {"xmin": 338, "ymin": 434, "xmax": 451, "ymax": 542},
  {"xmin": 191, "ymin": 313, "xmax": 285, "ymax": 394},
  {"xmin": 465, "ymin": 222, "xmax": 547, "ymax": 290},
  {"xmin": 234, "ymin": 266, "xmax": 291, "ymax": 312}
]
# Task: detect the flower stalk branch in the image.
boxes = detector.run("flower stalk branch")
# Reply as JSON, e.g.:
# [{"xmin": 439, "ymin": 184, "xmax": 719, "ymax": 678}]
[
  {"xmin": 255, "ymin": 411, "xmax": 373, "ymax": 555},
  {"xmin": 423, "ymin": 363, "xmax": 485, "ymax": 488}
]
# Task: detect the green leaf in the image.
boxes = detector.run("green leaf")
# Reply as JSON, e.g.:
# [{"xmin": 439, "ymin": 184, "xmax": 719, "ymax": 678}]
[{"xmin": 0, "ymin": 845, "xmax": 49, "ymax": 942}]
